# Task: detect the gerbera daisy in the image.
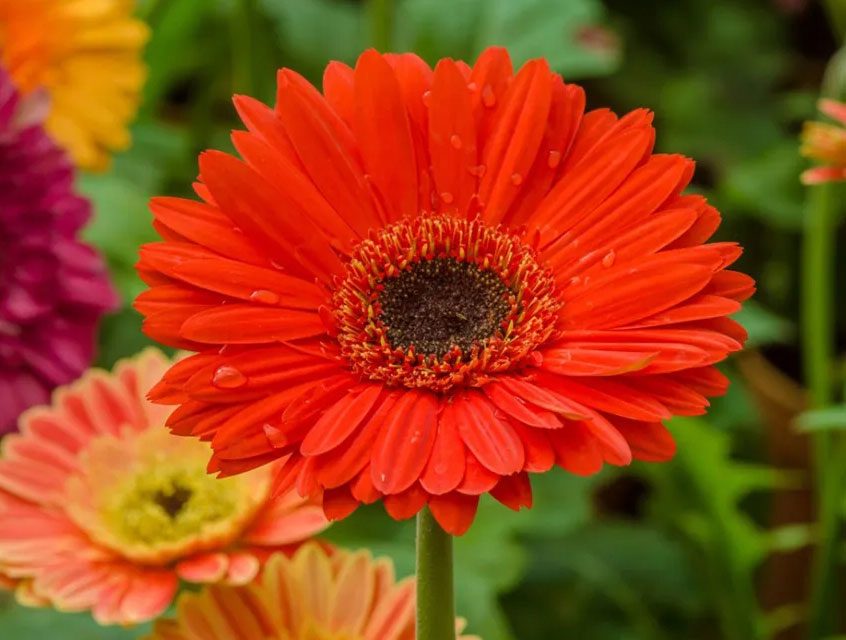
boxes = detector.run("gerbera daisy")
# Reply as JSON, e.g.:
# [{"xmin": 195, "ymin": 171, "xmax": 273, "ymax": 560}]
[
  {"xmin": 0, "ymin": 65, "xmax": 116, "ymax": 436},
  {"xmin": 800, "ymin": 98, "xmax": 846, "ymax": 184},
  {"xmin": 0, "ymin": 349, "xmax": 329, "ymax": 624},
  {"xmin": 145, "ymin": 542, "xmax": 478, "ymax": 640},
  {"xmin": 0, "ymin": 0, "xmax": 148, "ymax": 170},
  {"xmin": 136, "ymin": 48, "xmax": 754, "ymax": 536}
]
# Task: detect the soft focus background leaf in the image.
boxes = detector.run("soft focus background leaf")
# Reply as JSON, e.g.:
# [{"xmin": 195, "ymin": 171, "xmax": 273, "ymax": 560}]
[{"xmin": 0, "ymin": 594, "xmax": 146, "ymax": 639}]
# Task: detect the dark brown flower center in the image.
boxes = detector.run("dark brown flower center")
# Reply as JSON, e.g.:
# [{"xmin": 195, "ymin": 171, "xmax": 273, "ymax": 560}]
[
  {"xmin": 153, "ymin": 484, "xmax": 193, "ymax": 519},
  {"xmin": 379, "ymin": 258, "xmax": 510, "ymax": 357},
  {"xmin": 331, "ymin": 216, "xmax": 561, "ymax": 391}
]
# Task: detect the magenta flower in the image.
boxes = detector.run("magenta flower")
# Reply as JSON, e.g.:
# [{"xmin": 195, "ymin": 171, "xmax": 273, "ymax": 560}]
[{"xmin": 0, "ymin": 66, "xmax": 117, "ymax": 435}]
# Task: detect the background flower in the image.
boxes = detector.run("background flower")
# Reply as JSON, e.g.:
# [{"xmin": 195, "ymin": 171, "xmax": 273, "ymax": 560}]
[
  {"xmin": 136, "ymin": 48, "xmax": 753, "ymax": 536},
  {"xmin": 0, "ymin": 0, "xmax": 148, "ymax": 170},
  {"xmin": 0, "ymin": 65, "xmax": 117, "ymax": 436},
  {"xmin": 0, "ymin": 349, "xmax": 329, "ymax": 624},
  {"xmin": 145, "ymin": 542, "xmax": 478, "ymax": 640},
  {"xmin": 800, "ymin": 98, "xmax": 846, "ymax": 183}
]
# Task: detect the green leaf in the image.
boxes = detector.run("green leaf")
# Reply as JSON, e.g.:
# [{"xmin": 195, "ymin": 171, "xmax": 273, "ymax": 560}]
[
  {"xmin": 474, "ymin": 0, "xmax": 619, "ymax": 75},
  {"xmin": 141, "ymin": 0, "xmax": 222, "ymax": 115},
  {"xmin": 795, "ymin": 405, "xmax": 846, "ymax": 433},
  {"xmin": 733, "ymin": 301, "xmax": 794, "ymax": 348},
  {"xmin": 395, "ymin": 0, "xmax": 619, "ymax": 77},
  {"xmin": 258, "ymin": 0, "xmax": 366, "ymax": 82},
  {"xmin": 644, "ymin": 418, "xmax": 783, "ymax": 640},
  {"xmin": 721, "ymin": 142, "xmax": 807, "ymax": 230},
  {"xmin": 0, "ymin": 596, "xmax": 148, "ymax": 640}
]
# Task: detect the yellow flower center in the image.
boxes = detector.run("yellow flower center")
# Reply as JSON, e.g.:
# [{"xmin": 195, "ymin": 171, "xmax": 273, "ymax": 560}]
[
  {"xmin": 64, "ymin": 425, "xmax": 270, "ymax": 565},
  {"xmin": 104, "ymin": 463, "xmax": 241, "ymax": 547}
]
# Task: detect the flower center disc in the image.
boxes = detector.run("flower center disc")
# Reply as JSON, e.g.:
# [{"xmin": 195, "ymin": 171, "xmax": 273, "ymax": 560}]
[
  {"xmin": 379, "ymin": 257, "xmax": 510, "ymax": 357},
  {"xmin": 332, "ymin": 216, "xmax": 560, "ymax": 391},
  {"xmin": 64, "ymin": 427, "xmax": 270, "ymax": 565}
]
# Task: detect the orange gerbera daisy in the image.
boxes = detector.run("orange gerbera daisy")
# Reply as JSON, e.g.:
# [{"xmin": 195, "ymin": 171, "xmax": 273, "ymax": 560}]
[
  {"xmin": 0, "ymin": 0, "xmax": 148, "ymax": 170},
  {"xmin": 800, "ymin": 98, "xmax": 846, "ymax": 184},
  {"xmin": 145, "ymin": 542, "xmax": 478, "ymax": 640},
  {"xmin": 0, "ymin": 349, "xmax": 329, "ymax": 624},
  {"xmin": 136, "ymin": 48, "xmax": 754, "ymax": 536}
]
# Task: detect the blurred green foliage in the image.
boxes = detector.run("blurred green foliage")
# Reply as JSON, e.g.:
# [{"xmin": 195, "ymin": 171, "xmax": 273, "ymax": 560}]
[{"xmin": 2, "ymin": 0, "xmax": 841, "ymax": 638}]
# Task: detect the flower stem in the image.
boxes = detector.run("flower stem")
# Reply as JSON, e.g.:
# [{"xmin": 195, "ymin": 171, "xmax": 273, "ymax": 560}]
[
  {"xmin": 802, "ymin": 181, "xmax": 840, "ymax": 639},
  {"xmin": 369, "ymin": 0, "xmax": 394, "ymax": 51},
  {"xmin": 416, "ymin": 508, "xmax": 456, "ymax": 640}
]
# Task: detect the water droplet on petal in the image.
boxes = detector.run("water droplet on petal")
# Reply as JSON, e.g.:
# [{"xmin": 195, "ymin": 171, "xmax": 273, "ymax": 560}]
[
  {"xmin": 440, "ymin": 192, "xmax": 454, "ymax": 204},
  {"xmin": 250, "ymin": 289, "xmax": 280, "ymax": 305},
  {"xmin": 569, "ymin": 275, "xmax": 582, "ymax": 286},
  {"xmin": 263, "ymin": 423, "xmax": 285, "ymax": 447},
  {"xmin": 511, "ymin": 173, "xmax": 523, "ymax": 186},
  {"xmin": 481, "ymin": 84, "xmax": 496, "ymax": 108},
  {"xmin": 422, "ymin": 91, "xmax": 432, "ymax": 107},
  {"xmin": 450, "ymin": 134, "xmax": 463, "ymax": 149},
  {"xmin": 467, "ymin": 81, "xmax": 478, "ymax": 92},
  {"xmin": 468, "ymin": 164, "xmax": 486, "ymax": 177},
  {"xmin": 213, "ymin": 365, "xmax": 247, "ymax": 389},
  {"xmin": 270, "ymin": 260, "xmax": 286, "ymax": 271},
  {"xmin": 547, "ymin": 150, "xmax": 562, "ymax": 168},
  {"xmin": 602, "ymin": 250, "xmax": 616, "ymax": 268}
]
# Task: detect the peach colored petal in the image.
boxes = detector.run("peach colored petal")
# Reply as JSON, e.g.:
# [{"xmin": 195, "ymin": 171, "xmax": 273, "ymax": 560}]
[{"xmin": 176, "ymin": 552, "xmax": 230, "ymax": 583}]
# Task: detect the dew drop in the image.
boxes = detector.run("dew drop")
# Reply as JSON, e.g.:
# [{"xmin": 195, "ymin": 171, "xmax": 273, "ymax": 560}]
[
  {"xmin": 440, "ymin": 191, "xmax": 455, "ymax": 204},
  {"xmin": 249, "ymin": 289, "xmax": 280, "ymax": 305},
  {"xmin": 450, "ymin": 134, "xmax": 463, "ymax": 149},
  {"xmin": 422, "ymin": 90, "xmax": 432, "ymax": 107},
  {"xmin": 547, "ymin": 150, "xmax": 562, "ymax": 168},
  {"xmin": 468, "ymin": 164, "xmax": 486, "ymax": 177},
  {"xmin": 213, "ymin": 365, "xmax": 247, "ymax": 389},
  {"xmin": 467, "ymin": 81, "xmax": 478, "ymax": 92},
  {"xmin": 263, "ymin": 423, "xmax": 285, "ymax": 447},
  {"xmin": 526, "ymin": 351, "xmax": 543, "ymax": 367},
  {"xmin": 511, "ymin": 173, "xmax": 523, "ymax": 186},
  {"xmin": 270, "ymin": 259, "xmax": 286, "ymax": 271},
  {"xmin": 601, "ymin": 250, "xmax": 616, "ymax": 268},
  {"xmin": 481, "ymin": 84, "xmax": 496, "ymax": 108}
]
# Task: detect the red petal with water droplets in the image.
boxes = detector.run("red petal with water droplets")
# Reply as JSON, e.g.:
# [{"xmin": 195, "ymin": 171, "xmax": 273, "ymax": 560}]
[
  {"xmin": 300, "ymin": 385, "xmax": 383, "ymax": 456},
  {"xmin": 354, "ymin": 50, "xmax": 419, "ymax": 220},
  {"xmin": 179, "ymin": 305, "xmax": 324, "ymax": 344},
  {"xmin": 452, "ymin": 392, "xmax": 524, "ymax": 475},
  {"xmin": 371, "ymin": 391, "xmax": 438, "ymax": 494},
  {"xmin": 420, "ymin": 401, "xmax": 466, "ymax": 495}
]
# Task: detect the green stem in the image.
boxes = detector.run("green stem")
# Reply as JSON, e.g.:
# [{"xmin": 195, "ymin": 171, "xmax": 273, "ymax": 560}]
[
  {"xmin": 416, "ymin": 508, "xmax": 456, "ymax": 640},
  {"xmin": 232, "ymin": 0, "xmax": 255, "ymax": 95},
  {"xmin": 803, "ymin": 181, "xmax": 840, "ymax": 640},
  {"xmin": 369, "ymin": 0, "xmax": 394, "ymax": 51},
  {"xmin": 823, "ymin": 0, "xmax": 846, "ymax": 44}
]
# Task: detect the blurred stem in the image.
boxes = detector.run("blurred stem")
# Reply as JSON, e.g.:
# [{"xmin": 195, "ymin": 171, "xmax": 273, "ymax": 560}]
[
  {"xmin": 416, "ymin": 509, "xmax": 456, "ymax": 640},
  {"xmin": 823, "ymin": 0, "xmax": 846, "ymax": 44},
  {"xmin": 137, "ymin": 0, "xmax": 164, "ymax": 22},
  {"xmin": 803, "ymin": 181, "xmax": 840, "ymax": 640},
  {"xmin": 369, "ymin": 0, "xmax": 394, "ymax": 51},
  {"xmin": 232, "ymin": 0, "xmax": 256, "ymax": 95}
]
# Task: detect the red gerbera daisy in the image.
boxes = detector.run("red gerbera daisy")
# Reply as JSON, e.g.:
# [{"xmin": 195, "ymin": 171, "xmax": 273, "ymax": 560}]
[{"xmin": 136, "ymin": 48, "xmax": 754, "ymax": 536}]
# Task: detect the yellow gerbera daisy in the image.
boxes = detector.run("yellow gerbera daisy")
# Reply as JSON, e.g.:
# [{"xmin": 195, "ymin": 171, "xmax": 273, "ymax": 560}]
[
  {"xmin": 145, "ymin": 543, "xmax": 480, "ymax": 640},
  {"xmin": 0, "ymin": 0, "xmax": 149, "ymax": 171}
]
